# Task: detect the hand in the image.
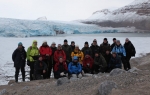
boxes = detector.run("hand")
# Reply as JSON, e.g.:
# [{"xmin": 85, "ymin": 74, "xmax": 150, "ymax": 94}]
[
  {"xmin": 60, "ymin": 72, "xmax": 65, "ymax": 76},
  {"xmin": 43, "ymin": 70, "xmax": 46, "ymax": 73}
]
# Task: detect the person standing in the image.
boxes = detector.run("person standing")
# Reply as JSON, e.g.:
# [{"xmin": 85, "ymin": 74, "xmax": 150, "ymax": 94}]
[
  {"xmin": 54, "ymin": 57, "xmax": 68, "ymax": 79},
  {"xmin": 82, "ymin": 41, "xmax": 92, "ymax": 57},
  {"xmin": 124, "ymin": 38, "xmax": 136, "ymax": 70},
  {"xmin": 71, "ymin": 45, "xmax": 84, "ymax": 65},
  {"xmin": 90, "ymin": 39, "xmax": 100, "ymax": 59},
  {"xmin": 111, "ymin": 38, "xmax": 117, "ymax": 51},
  {"xmin": 39, "ymin": 41, "xmax": 52, "ymax": 78},
  {"xmin": 54, "ymin": 44, "xmax": 66, "ymax": 63},
  {"xmin": 12, "ymin": 42, "xmax": 26, "ymax": 82},
  {"xmin": 62, "ymin": 39, "xmax": 72, "ymax": 65},
  {"xmin": 70, "ymin": 41, "xmax": 75, "ymax": 51},
  {"xmin": 27, "ymin": 40, "xmax": 39, "ymax": 81},
  {"xmin": 99, "ymin": 38, "xmax": 111, "ymax": 56},
  {"xmin": 112, "ymin": 40, "xmax": 127, "ymax": 70},
  {"xmin": 34, "ymin": 56, "xmax": 47, "ymax": 80},
  {"xmin": 50, "ymin": 42, "xmax": 57, "ymax": 72}
]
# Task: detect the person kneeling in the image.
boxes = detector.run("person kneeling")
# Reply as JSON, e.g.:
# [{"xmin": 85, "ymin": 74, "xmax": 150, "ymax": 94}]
[
  {"xmin": 82, "ymin": 54, "xmax": 94, "ymax": 74},
  {"xmin": 34, "ymin": 56, "xmax": 47, "ymax": 80},
  {"xmin": 68, "ymin": 56, "xmax": 82, "ymax": 78},
  {"xmin": 54, "ymin": 57, "xmax": 68, "ymax": 79},
  {"xmin": 108, "ymin": 52, "xmax": 122, "ymax": 72}
]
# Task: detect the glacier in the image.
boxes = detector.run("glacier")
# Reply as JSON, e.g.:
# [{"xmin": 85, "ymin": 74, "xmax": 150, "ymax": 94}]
[{"xmin": 0, "ymin": 18, "xmax": 136, "ymax": 37}]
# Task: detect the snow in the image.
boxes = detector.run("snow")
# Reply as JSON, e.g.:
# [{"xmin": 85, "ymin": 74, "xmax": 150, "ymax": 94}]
[
  {"xmin": 129, "ymin": 0, "xmax": 150, "ymax": 5},
  {"xmin": 0, "ymin": 35, "xmax": 150, "ymax": 85},
  {"xmin": 0, "ymin": 18, "xmax": 138, "ymax": 37},
  {"xmin": 37, "ymin": 16, "xmax": 47, "ymax": 21}
]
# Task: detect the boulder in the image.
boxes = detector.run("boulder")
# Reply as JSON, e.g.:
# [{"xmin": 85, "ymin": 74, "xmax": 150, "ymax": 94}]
[
  {"xmin": 57, "ymin": 77, "xmax": 70, "ymax": 86},
  {"xmin": 110, "ymin": 68, "xmax": 126, "ymax": 76},
  {"xmin": 98, "ymin": 81, "xmax": 117, "ymax": 95},
  {"xmin": 129, "ymin": 67, "xmax": 140, "ymax": 73}
]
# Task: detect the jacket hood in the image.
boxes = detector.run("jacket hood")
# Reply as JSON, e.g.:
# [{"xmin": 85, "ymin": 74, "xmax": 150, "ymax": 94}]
[{"xmin": 32, "ymin": 40, "xmax": 37, "ymax": 48}]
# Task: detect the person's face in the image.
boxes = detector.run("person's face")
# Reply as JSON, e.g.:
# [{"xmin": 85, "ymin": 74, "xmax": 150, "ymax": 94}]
[
  {"xmin": 75, "ymin": 47, "xmax": 79, "ymax": 50},
  {"xmin": 52, "ymin": 44, "xmax": 56, "ymax": 47},
  {"xmin": 64, "ymin": 42, "xmax": 67, "ymax": 45},
  {"xmin": 85, "ymin": 44, "xmax": 88, "ymax": 47},
  {"xmin": 113, "ymin": 40, "xmax": 116, "ymax": 43},
  {"xmin": 95, "ymin": 53, "xmax": 99, "ymax": 57},
  {"xmin": 116, "ymin": 42, "xmax": 120, "ymax": 45},
  {"xmin": 93, "ymin": 41, "xmax": 97, "ymax": 45},
  {"xmin": 104, "ymin": 40, "xmax": 107, "ymax": 43},
  {"xmin": 125, "ymin": 39, "xmax": 129, "ymax": 43},
  {"xmin": 34, "ymin": 42, "xmax": 37, "ymax": 45},
  {"xmin": 43, "ymin": 42, "xmax": 47, "ymax": 46},
  {"xmin": 18, "ymin": 45, "xmax": 22, "ymax": 49},
  {"xmin": 39, "ymin": 57, "xmax": 43, "ymax": 61},
  {"xmin": 71, "ymin": 43, "xmax": 75, "ymax": 46},
  {"xmin": 73, "ymin": 60, "xmax": 78, "ymax": 62},
  {"xmin": 59, "ymin": 58, "xmax": 63, "ymax": 63},
  {"xmin": 58, "ymin": 46, "xmax": 61, "ymax": 50},
  {"xmin": 112, "ymin": 54, "xmax": 116, "ymax": 58},
  {"xmin": 106, "ymin": 51, "xmax": 110, "ymax": 55},
  {"xmin": 85, "ymin": 55, "xmax": 89, "ymax": 58}
]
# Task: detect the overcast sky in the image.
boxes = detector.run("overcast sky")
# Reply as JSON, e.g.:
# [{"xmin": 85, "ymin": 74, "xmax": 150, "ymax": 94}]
[{"xmin": 0, "ymin": 0, "xmax": 135, "ymax": 21}]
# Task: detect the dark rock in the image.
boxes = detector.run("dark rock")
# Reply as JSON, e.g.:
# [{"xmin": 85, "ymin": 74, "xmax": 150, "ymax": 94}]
[{"xmin": 110, "ymin": 68, "xmax": 126, "ymax": 76}]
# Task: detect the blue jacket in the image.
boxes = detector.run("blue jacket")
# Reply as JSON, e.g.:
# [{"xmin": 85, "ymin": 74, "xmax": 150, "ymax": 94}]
[
  {"xmin": 109, "ymin": 55, "xmax": 122, "ymax": 69},
  {"xmin": 112, "ymin": 45, "xmax": 126, "ymax": 57},
  {"xmin": 68, "ymin": 62, "xmax": 82, "ymax": 74}
]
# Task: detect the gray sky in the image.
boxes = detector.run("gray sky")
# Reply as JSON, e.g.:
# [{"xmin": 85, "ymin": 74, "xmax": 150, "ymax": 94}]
[{"xmin": 0, "ymin": 0, "xmax": 134, "ymax": 21}]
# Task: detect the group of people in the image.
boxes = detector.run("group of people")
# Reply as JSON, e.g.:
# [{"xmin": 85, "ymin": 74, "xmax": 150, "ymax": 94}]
[{"xmin": 12, "ymin": 38, "xmax": 136, "ymax": 82}]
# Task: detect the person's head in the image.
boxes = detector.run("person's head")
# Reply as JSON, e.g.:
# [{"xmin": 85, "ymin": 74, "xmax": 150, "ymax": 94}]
[
  {"xmin": 57, "ymin": 44, "xmax": 62, "ymax": 50},
  {"xmin": 42, "ymin": 41, "xmax": 47, "ymax": 46},
  {"xmin": 95, "ymin": 52, "xmax": 99, "ymax": 57},
  {"xmin": 59, "ymin": 57, "xmax": 63, "ymax": 63},
  {"xmin": 84, "ymin": 41, "xmax": 89, "ymax": 47},
  {"xmin": 116, "ymin": 40, "xmax": 121, "ymax": 45},
  {"xmin": 71, "ymin": 41, "xmax": 75, "ymax": 46},
  {"xmin": 93, "ymin": 39, "xmax": 97, "ymax": 45},
  {"xmin": 75, "ymin": 45, "xmax": 79, "ymax": 50},
  {"xmin": 112, "ymin": 52, "xmax": 117, "ymax": 58},
  {"xmin": 73, "ymin": 56, "xmax": 78, "ymax": 62},
  {"xmin": 39, "ymin": 56, "xmax": 43, "ymax": 61},
  {"xmin": 32, "ymin": 40, "xmax": 37, "ymax": 47},
  {"xmin": 125, "ymin": 38, "xmax": 130, "ymax": 43},
  {"xmin": 18, "ymin": 42, "xmax": 23, "ymax": 49},
  {"xmin": 51, "ymin": 42, "xmax": 56, "ymax": 47},
  {"xmin": 106, "ymin": 50, "xmax": 110, "ymax": 55},
  {"xmin": 64, "ymin": 39, "xmax": 68, "ymax": 45},
  {"xmin": 113, "ymin": 38, "xmax": 116, "ymax": 43},
  {"xmin": 103, "ymin": 38, "xmax": 108, "ymax": 43}
]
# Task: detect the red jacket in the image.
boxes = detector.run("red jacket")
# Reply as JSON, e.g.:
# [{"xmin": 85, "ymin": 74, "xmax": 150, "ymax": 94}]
[
  {"xmin": 54, "ymin": 62, "xmax": 68, "ymax": 72},
  {"xmin": 54, "ymin": 50, "xmax": 66, "ymax": 63},
  {"xmin": 39, "ymin": 45, "xmax": 52, "ymax": 59},
  {"xmin": 83, "ymin": 55, "xmax": 94, "ymax": 69}
]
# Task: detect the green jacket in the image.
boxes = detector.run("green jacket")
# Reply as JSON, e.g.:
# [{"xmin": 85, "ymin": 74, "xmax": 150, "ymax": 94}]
[
  {"xmin": 27, "ymin": 40, "xmax": 39, "ymax": 62},
  {"xmin": 94, "ymin": 54, "xmax": 107, "ymax": 67}
]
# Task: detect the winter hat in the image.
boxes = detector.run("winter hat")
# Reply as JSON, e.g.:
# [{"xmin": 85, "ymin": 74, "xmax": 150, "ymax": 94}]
[
  {"xmin": 112, "ymin": 52, "xmax": 117, "ymax": 54},
  {"xmin": 104, "ymin": 38, "xmax": 107, "ymax": 41},
  {"xmin": 126, "ymin": 38, "xmax": 130, "ymax": 41},
  {"xmin": 52, "ymin": 42, "xmax": 56, "ymax": 45},
  {"xmin": 43, "ymin": 40, "xmax": 47, "ymax": 43},
  {"xmin": 113, "ymin": 38, "xmax": 116, "ymax": 40},
  {"xmin": 85, "ymin": 41, "xmax": 89, "ymax": 45},
  {"xmin": 93, "ymin": 39, "xmax": 97, "ymax": 42},
  {"xmin": 73, "ymin": 56, "xmax": 78, "ymax": 60},
  {"xmin": 116, "ymin": 40, "xmax": 120, "ymax": 43},
  {"xmin": 33, "ymin": 40, "xmax": 37, "ymax": 43},
  {"xmin": 18, "ymin": 42, "xmax": 23, "ymax": 46},
  {"xmin": 58, "ymin": 44, "xmax": 62, "ymax": 47},
  {"xmin": 75, "ymin": 45, "xmax": 79, "ymax": 48},
  {"xmin": 64, "ymin": 39, "xmax": 68, "ymax": 42},
  {"xmin": 71, "ymin": 41, "xmax": 75, "ymax": 44}
]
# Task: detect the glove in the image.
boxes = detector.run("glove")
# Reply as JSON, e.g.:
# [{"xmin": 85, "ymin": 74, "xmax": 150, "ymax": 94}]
[
  {"xmin": 27, "ymin": 60, "xmax": 30, "ymax": 66},
  {"xmin": 60, "ymin": 72, "xmax": 65, "ymax": 76}
]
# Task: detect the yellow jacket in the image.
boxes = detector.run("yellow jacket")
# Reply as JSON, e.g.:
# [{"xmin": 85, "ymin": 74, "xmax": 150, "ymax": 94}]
[{"xmin": 71, "ymin": 49, "xmax": 84, "ymax": 64}]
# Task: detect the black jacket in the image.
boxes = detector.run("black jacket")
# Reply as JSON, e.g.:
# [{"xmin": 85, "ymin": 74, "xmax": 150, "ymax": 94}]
[
  {"xmin": 124, "ymin": 41, "xmax": 136, "ymax": 57},
  {"xmin": 111, "ymin": 43, "xmax": 116, "ymax": 51},
  {"xmin": 50, "ymin": 47, "xmax": 57, "ymax": 56},
  {"xmin": 34, "ymin": 60, "xmax": 47, "ymax": 74},
  {"xmin": 90, "ymin": 45, "xmax": 99, "ymax": 58},
  {"xmin": 104, "ymin": 53, "xmax": 111, "ymax": 65},
  {"xmin": 62, "ymin": 45, "xmax": 72, "ymax": 61},
  {"xmin": 12, "ymin": 47, "xmax": 26, "ymax": 68},
  {"xmin": 70, "ymin": 45, "xmax": 75, "ymax": 52},
  {"xmin": 99, "ymin": 43, "xmax": 111, "ymax": 56},
  {"xmin": 82, "ymin": 47, "xmax": 92, "ymax": 57}
]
